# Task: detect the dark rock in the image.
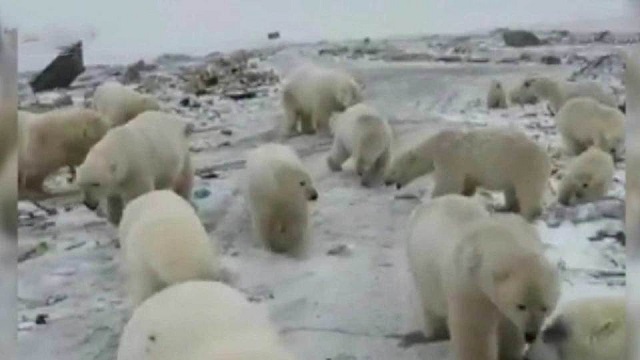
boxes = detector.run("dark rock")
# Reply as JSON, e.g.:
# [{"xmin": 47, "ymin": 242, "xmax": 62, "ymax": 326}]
[
  {"xmin": 363, "ymin": 37, "xmax": 371, "ymax": 44},
  {"xmin": 318, "ymin": 46, "xmax": 349, "ymax": 56},
  {"xmin": 35, "ymin": 314, "xmax": 48, "ymax": 325},
  {"xmin": 179, "ymin": 97, "xmax": 191, "ymax": 107},
  {"xmin": 619, "ymin": 102, "xmax": 625, "ymax": 113},
  {"xmin": 541, "ymin": 55, "xmax": 561, "ymax": 65},
  {"xmin": 121, "ymin": 63, "xmax": 141, "ymax": 84},
  {"xmin": 52, "ymin": 94, "xmax": 73, "ymax": 107},
  {"xmin": 29, "ymin": 42, "xmax": 85, "ymax": 93},
  {"xmin": 224, "ymin": 89, "xmax": 257, "ymax": 101},
  {"xmin": 220, "ymin": 129, "xmax": 233, "ymax": 136},
  {"xmin": 327, "ymin": 244, "xmax": 351, "ymax": 256},
  {"xmin": 382, "ymin": 52, "xmax": 434, "ymax": 62},
  {"xmin": 267, "ymin": 31, "xmax": 280, "ymax": 40},
  {"xmin": 436, "ymin": 55, "xmax": 463, "ymax": 63},
  {"xmin": 503, "ymin": 30, "xmax": 542, "ymax": 47},
  {"xmin": 594, "ymin": 31, "xmax": 614, "ymax": 43}
]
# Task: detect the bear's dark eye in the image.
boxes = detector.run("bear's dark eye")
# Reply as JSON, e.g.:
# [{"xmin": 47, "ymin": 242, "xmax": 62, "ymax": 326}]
[
  {"xmin": 517, "ymin": 304, "xmax": 527, "ymax": 311},
  {"xmin": 524, "ymin": 81, "xmax": 531, "ymax": 88},
  {"xmin": 300, "ymin": 181, "xmax": 306, "ymax": 186},
  {"xmin": 541, "ymin": 306, "xmax": 548, "ymax": 312},
  {"xmin": 582, "ymin": 183, "xmax": 589, "ymax": 188}
]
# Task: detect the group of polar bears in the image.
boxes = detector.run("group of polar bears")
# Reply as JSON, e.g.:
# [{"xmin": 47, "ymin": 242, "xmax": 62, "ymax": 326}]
[
  {"xmin": 488, "ymin": 74, "xmax": 625, "ymax": 208},
  {"xmin": 18, "ymin": 59, "xmax": 628, "ymax": 359}
]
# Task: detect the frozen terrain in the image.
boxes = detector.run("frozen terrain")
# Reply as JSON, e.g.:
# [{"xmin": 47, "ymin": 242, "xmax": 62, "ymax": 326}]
[{"xmin": 17, "ymin": 30, "xmax": 632, "ymax": 359}]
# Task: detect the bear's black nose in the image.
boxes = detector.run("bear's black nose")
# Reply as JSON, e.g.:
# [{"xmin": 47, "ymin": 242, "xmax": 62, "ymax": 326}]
[
  {"xmin": 396, "ymin": 183, "xmax": 403, "ymax": 190},
  {"xmin": 310, "ymin": 192, "xmax": 318, "ymax": 201},
  {"xmin": 525, "ymin": 332, "xmax": 537, "ymax": 344}
]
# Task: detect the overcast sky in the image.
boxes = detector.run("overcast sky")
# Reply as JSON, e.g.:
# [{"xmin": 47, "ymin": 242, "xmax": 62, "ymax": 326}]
[{"xmin": 3, "ymin": 0, "xmax": 639, "ymax": 70}]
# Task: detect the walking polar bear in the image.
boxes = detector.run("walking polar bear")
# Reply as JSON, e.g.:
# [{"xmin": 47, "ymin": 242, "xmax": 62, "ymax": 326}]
[
  {"xmin": 525, "ymin": 296, "xmax": 626, "ymax": 360},
  {"xmin": 384, "ymin": 127, "xmax": 551, "ymax": 220},
  {"xmin": 517, "ymin": 76, "xmax": 617, "ymax": 114},
  {"xmin": 93, "ymin": 81, "xmax": 160, "ymax": 127},
  {"xmin": 245, "ymin": 143, "xmax": 318, "ymax": 253},
  {"xmin": 18, "ymin": 107, "xmax": 110, "ymax": 198},
  {"xmin": 327, "ymin": 103, "xmax": 392, "ymax": 187},
  {"xmin": 487, "ymin": 80, "xmax": 508, "ymax": 109},
  {"xmin": 281, "ymin": 65, "xmax": 363, "ymax": 136},
  {"xmin": 75, "ymin": 111, "xmax": 193, "ymax": 225},
  {"xmin": 407, "ymin": 195, "xmax": 560, "ymax": 360},
  {"xmin": 554, "ymin": 97, "xmax": 625, "ymax": 159},
  {"xmin": 116, "ymin": 281, "xmax": 296, "ymax": 360},
  {"xmin": 557, "ymin": 147, "xmax": 614, "ymax": 206},
  {"xmin": 119, "ymin": 190, "xmax": 220, "ymax": 307}
]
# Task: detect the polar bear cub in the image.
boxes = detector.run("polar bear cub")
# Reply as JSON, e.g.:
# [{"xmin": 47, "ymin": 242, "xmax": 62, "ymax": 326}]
[
  {"xmin": 555, "ymin": 97, "xmax": 625, "ymax": 158},
  {"xmin": 487, "ymin": 80, "xmax": 508, "ymax": 109},
  {"xmin": 384, "ymin": 127, "xmax": 551, "ymax": 220},
  {"xmin": 93, "ymin": 81, "xmax": 160, "ymax": 128},
  {"xmin": 119, "ymin": 190, "xmax": 219, "ymax": 306},
  {"xmin": 18, "ymin": 107, "xmax": 110, "ymax": 197},
  {"xmin": 116, "ymin": 281, "xmax": 296, "ymax": 360},
  {"xmin": 75, "ymin": 111, "xmax": 193, "ymax": 225},
  {"xmin": 281, "ymin": 65, "xmax": 363, "ymax": 136},
  {"xmin": 245, "ymin": 143, "xmax": 318, "ymax": 254},
  {"xmin": 525, "ymin": 296, "xmax": 625, "ymax": 360},
  {"xmin": 327, "ymin": 103, "xmax": 392, "ymax": 186},
  {"xmin": 518, "ymin": 76, "xmax": 617, "ymax": 114},
  {"xmin": 408, "ymin": 195, "xmax": 560, "ymax": 360},
  {"xmin": 557, "ymin": 147, "xmax": 614, "ymax": 206}
]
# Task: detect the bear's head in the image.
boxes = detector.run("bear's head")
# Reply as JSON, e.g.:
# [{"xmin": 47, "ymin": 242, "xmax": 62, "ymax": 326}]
[
  {"xmin": 336, "ymin": 78, "xmax": 363, "ymax": 110},
  {"xmin": 75, "ymin": 148, "xmax": 127, "ymax": 210},
  {"xmin": 383, "ymin": 150, "xmax": 425, "ymax": 189},
  {"xmin": 491, "ymin": 253, "xmax": 560, "ymax": 345},
  {"xmin": 557, "ymin": 166, "xmax": 610, "ymax": 206},
  {"xmin": 276, "ymin": 165, "xmax": 318, "ymax": 201},
  {"xmin": 596, "ymin": 130, "xmax": 625, "ymax": 162},
  {"xmin": 525, "ymin": 297, "xmax": 626, "ymax": 360}
]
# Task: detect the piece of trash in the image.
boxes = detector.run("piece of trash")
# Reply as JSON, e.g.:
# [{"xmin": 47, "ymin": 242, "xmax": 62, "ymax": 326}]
[{"xmin": 30, "ymin": 42, "xmax": 85, "ymax": 93}]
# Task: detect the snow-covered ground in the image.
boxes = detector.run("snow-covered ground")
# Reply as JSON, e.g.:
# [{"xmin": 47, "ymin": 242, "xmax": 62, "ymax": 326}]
[{"xmin": 17, "ymin": 31, "xmax": 631, "ymax": 359}]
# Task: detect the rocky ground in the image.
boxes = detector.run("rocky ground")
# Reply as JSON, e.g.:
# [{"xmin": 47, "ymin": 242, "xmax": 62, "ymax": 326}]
[{"xmin": 17, "ymin": 29, "xmax": 633, "ymax": 359}]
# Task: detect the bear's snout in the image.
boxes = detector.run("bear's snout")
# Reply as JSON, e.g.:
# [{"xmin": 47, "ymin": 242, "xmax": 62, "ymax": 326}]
[
  {"xmin": 525, "ymin": 332, "xmax": 537, "ymax": 344},
  {"xmin": 309, "ymin": 190, "xmax": 319, "ymax": 201}
]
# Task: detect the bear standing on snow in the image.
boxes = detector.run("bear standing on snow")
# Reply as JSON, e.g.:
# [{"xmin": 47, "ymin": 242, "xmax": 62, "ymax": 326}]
[
  {"xmin": 384, "ymin": 127, "xmax": 551, "ymax": 220},
  {"xmin": 119, "ymin": 190, "xmax": 220, "ymax": 307},
  {"xmin": 116, "ymin": 281, "xmax": 296, "ymax": 360},
  {"xmin": 75, "ymin": 111, "xmax": 193, "ymax": 225},
  {"xmin": 93, "ymin": 81, "xmax": 160, "ymax": 128},
  {"xmin": 407, "ymin": 195, "xmax": 560, "ymax": 360},
  {"xmin": 245, "ymin": 143, "xmax": 318, "ymax": 254},
  {"xmin": 525, "ymin": 296, "xmax": 625, "ymax": 360},
  {"xmin": 281, "ymin": 65, "xmax": 363, "ymax": 136},
  {"xmin": 517, "ymin": 76, "xmax": 617, "ymax": 114},
  {"xmin": 18, "ymin": 107, "xmax": 110, "ymax": 198},
  {"xmin": 327, "ymin": 103, "xmax": 392, "ymax": 187},
  {"xmin": 557, "ymin": 147, "xmax": 614, "ymax": 206},
  {"xmin": 554, "ymin": 97, "xmax": 625, "ymax": 159},
  {"xmin": 487, "ymin": 80, "xmax": 508, "ymax": 109}
]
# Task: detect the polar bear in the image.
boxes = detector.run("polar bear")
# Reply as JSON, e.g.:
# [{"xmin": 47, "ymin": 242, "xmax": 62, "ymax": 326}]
[
  {"xmin": 75, "ymin": 111, "xmax": 193, "ymax": 225},
  {"xmin": 326, "ymin": 103, "xmax": 392, "ymax": 187},
  {"xmin": 116, "ymin": 281, "xmax": 296, "ymax": 360},
  {"xmin": 557, "ymin": 147, "xmax": 614, "ymax": 206},
  {"xmin": 281, "ymin": 64, "xmax": 363, "ymax": 136},
  {"xmin": 119, "ymin": 190, "xmax": 220, "ymax": 306},
  {"xmin": 93, "ymin": 81, "xmax": 160, "ymax": 128},
  {"xmin": 18, "ymin": 107, "xmax": 110, "ymax": 198},
  {"xmin": 525, "ymin": 296, "xmax": 625, "ymax": 360},
  {"xmin": 517, "ymin": 76, "xmax": 617, "ymax": 114},
  {"xmin": 554, "ymin": 97, "xmax": 625, "ymax": 159},
  {"xmin": 408, "ymin": 195, "xmax": 560, "ymax": 360},
  {"xmin": 384, "ymin": 127, "xmax": 551, "ymax": 220},
  {"xmin": 245, "ymin": 143, "xmax": 318, "ymax": 253},
  {"xmin": 487, "ymin": 80, "xmax": 508, "ymax": 109}
]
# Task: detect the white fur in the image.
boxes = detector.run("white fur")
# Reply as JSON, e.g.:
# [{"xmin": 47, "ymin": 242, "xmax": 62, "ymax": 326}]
[
  {"xmin": 554, "ymin": 97, "xmax": 625, "ymax": 158},
  {"xmin": 557, "ymin": 147, "xmax": 614, "ymax": 206},
  {"xmin": 75, "ymin": 111, "xmax": 193, "ymax": 225},
  {"xmin": 93, "ymin": 81, "xmax": 160, "ymax": 127},
  {"xmin": 18, "ymin": 107, "xmax": 110, "ymax": 197},
  {"xmin": 518, "ymin": 76, "xmax": 617, "ymax": 114},
  {"xmin": 327, "ymin": 103, "xmax": 392, "ymax": 186},
  {"xmin": 526, "ymin": 296, "xmax": 626, "ymax": 360},
  {"xmin": 281, "ymin": 65, "xmax": 363, "ymax": 136},
  {"xmin": 245, "ymin": 143, "xmax": 318, "ymax": 253},
  {"xmin": 119, "ymin": 190, "xmax": 219, "ymax": 307},
  {"xmin": 487, "ymin": 80, "xmax": 507, "ymax": 109},
  {"xmin": 408, "ymin": 195, "xmax": 560, "ymax": 360},
  {"xmin": 116, "ymin": 281, "xmax": 296, "ymax": 360},
  {"xmin": 384, "ymin": 127, "xmax": 551, "ymax": 220}
]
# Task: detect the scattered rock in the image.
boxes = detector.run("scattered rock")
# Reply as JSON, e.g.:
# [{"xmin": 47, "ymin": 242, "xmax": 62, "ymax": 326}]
[
  {"xmin": 224, "ymin": 89, "xmax": 257, "ymax": 101},
  {"xmin": 381, "ymin": 52, "xmax": 434, "ymax": 62},
  {"xmin": 327, "ymin": 244, "xmax": 352, "ymax": 257},
  {"xmin": 267, "ymin": 31, "xmax": 280, "ymax": 40},
  {"xmin": 502, "ymin": 30, "xmax": 542, "ymax": 47},
  {"xmin": 318, "ymin": 46, "xmax": 349, "ymax": 56},
  {"xmin": 541, "ymin": 55, "xmax": 561, "ymax": 65},
  {"xmin": 52, "ymin": 93, "xmax": 73, "ymax": 107},
  {"xmin": 220, "ymin": 129, "xmax": 233, "ymax": 136},
  {"xmin": 18, "ymin": 242, "xmax": 49, "ymax": 263},
  {"xmin": 594, "ymin": 31, "xmax": 614, "ymax": 43},
  {"xmin": 35, "ymin": 314, "xmax": 49, "ymax": 325},
  {"xmin": 435, "ymin": 55, "xmax": 463, "ymax": 63}
]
